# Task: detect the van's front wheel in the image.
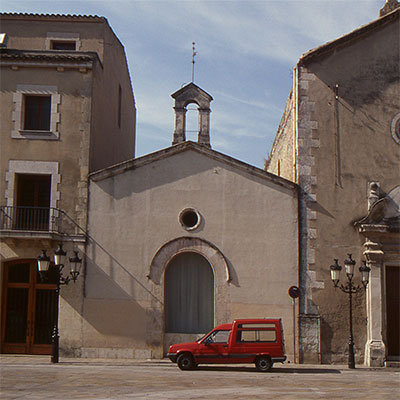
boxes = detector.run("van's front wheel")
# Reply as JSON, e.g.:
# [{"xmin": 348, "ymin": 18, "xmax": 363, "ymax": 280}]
[
  {"xmin": 255, "ymin": 356, "xmax": 273, "ymax": 372},
  {"xmin": 177, "ymin": 353, "xmax": 195, "ymax": 370}
]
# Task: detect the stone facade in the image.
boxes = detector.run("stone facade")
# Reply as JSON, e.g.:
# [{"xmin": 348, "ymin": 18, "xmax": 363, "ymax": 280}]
[
  {"xmin": 266, "ymin": 7, "xmax": 400, "ymax": 365},
  {"xmin": 266, "ymin": 90, "xmax": 295, "ymax": 181},
  {"xmin": 84, "ymin": 140, "xmax": 299, "ymax": 360},
  {"xmin": 0, "ymin": 14, "xmax": 135, "ymax": 356}
]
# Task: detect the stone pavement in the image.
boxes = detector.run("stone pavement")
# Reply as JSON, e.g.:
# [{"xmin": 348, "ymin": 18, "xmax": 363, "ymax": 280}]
[{"xmin": 1, "ymin": 355, "xmax": 399, "ymax": 399}]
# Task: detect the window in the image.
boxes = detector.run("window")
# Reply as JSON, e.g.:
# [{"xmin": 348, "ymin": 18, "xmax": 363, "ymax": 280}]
[
  {"xmin": 179, "ymin": 208, "xmax": 201, "ymax": 231},
  {"xmin": 46, "ymin": 33, "xmax": 80, "ymax": 51},
  {"xmin": 207, "ymin": 330, "xmax": 231, "ymax": 344},
  {"xmin": 391, "ymin": 113, "xmax": 400, "ymax": 144},
  {"xmin": 24, "ymin": 95, "xmax": 51, "ymax": 131},
  {"xmin": 237, "ymin": 328, "xmax": 277, "ymax": 343},
  {"xmin": 239, "ymin": 323, "xmax": 276, "ymax": 329},
  {"xmin": 12, "ymin": 85, "xmax": 60, "ymax": 140},
  {"xmin": 5, "ymin": 160, "xmax": 60, "ymax": 210},
  {"xmin": 51, "ymin": 41, "xmax": 76, "ymax": 50},
  {"xmin": 118, "ymin": 85, "xmax": 122, "ymax": 128}
]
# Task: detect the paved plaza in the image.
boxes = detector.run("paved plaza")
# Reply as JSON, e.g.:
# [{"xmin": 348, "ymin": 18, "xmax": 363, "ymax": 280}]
[{"xmin": 1, "ymin": 355, "xmax": 399, "ymax": 399}]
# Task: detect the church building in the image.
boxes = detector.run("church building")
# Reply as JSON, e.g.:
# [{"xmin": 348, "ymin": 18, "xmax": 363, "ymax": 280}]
[
  {"xmin": 266, "ymin": 2, "xmax": 399, "ymax": 366},
  {"xmin": 79, "ymin": 83, "xmax": 300, "ymax": 359}
]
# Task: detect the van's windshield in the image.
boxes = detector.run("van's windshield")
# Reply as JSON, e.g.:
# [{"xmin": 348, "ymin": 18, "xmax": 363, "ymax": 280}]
[
  {"xmin": 197, "ymin": 330, "xmax": 231, "ymax": 343},
  {"xmin": 197, "ymin": 333, "xmax": 209, "ymax": 343}
]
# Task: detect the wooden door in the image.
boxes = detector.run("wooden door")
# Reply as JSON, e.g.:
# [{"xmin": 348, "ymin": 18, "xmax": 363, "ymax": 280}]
[
  {"xmin": 1, "ymin": 260, "xmax": 57, "ymax": 354},
  {"xmin": 386, "ymin": 266, "xmax": 400, "ymax": 357},
  {"xmin": 15, "ymin": 174, "xmax": 51, "ymax": 230}
]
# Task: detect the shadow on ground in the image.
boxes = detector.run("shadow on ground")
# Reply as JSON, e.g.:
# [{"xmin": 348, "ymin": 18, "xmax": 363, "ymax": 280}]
[
  {"xmin": 193, "ymin": 365, "xmax": 342, "ymax": 374},
  {"xmin": 54, "ymin": 361, "xmax": 341, "ymax": 374}
]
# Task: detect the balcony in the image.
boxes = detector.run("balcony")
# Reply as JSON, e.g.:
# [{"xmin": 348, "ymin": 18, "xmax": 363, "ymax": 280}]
[{"xmin": 0, "ymin": 206, "xmax": 86, "ymax": 242}]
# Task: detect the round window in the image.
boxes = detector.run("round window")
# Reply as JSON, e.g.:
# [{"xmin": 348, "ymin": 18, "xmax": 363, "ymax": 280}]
[
  {"xmin": 179, "ymin": 208, "xmax": 201, "ymax": 230},
  {"xmin": 391, "ymin": 113, "xmax": 400, "ymax": 144}
]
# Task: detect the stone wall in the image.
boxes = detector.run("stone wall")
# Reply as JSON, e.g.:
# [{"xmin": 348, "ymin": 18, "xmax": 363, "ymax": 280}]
[
  {"xmin": 266, "ymin": 10, "xmax": 400, "ymax": 365},
  {"xmin": 83, "ymin": 145, "xmax": 299, "ymax": 360},
  {"xmin": 298, "ymin": 14, "xmax": 400, "ymax": 364},
  {"xmin": 266, "ymin": 90, "xmax": 294, "ymax": 181}
]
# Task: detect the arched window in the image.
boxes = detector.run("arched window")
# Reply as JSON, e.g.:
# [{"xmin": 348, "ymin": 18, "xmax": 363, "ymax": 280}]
[{"xmin": 165, "ymin": 252, "xmax": 214, "ymax": 334}]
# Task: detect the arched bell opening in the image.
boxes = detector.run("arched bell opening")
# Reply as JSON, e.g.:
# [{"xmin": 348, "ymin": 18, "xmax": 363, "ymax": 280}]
[
  {"xmin": 185, "ymin": 101, "xmax": 201, "ymax": 142},
  {"xmin": 171, "ymin": 82, "xmax": 213, "ymax": 147}
]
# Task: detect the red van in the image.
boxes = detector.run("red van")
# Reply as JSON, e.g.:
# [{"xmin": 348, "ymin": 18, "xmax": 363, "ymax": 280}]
[{"xmin": 167, "ymin": 319, "xmax": 286, "ymax": 372}]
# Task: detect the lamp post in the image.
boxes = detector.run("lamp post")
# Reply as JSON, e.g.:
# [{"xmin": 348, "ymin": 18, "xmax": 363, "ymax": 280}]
[
  {"xmin": 329, "ymin": 254, "xmax": 370, "ymax": 369},
  {"xmin": 37, "ymin": 243, "xmax": 82, "ymax": 363}
]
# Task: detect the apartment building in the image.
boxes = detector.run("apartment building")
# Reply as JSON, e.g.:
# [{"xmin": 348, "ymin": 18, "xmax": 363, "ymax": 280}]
[{"xmin": 0, "ymin": 13, "xmax": 136, "ymax": 355}]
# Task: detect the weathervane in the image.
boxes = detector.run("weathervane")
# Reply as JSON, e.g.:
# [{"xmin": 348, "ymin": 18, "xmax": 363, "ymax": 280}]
[{"xmin": 191, "ymin": 41, "xmax": 197, "ymax": 82}]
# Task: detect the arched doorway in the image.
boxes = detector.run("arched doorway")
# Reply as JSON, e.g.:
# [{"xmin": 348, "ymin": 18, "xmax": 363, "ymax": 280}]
[
  {"xmin": 165, "ymin": 252, "xmax": 214, "ymax": 334},
  {"xmin": 1, "ymin": 259, "xmax": 58, "ymax": 354}
]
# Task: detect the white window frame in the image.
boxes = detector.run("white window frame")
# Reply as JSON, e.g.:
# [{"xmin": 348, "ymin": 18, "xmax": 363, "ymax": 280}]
[
  {"xmin": 5, "ymin": 160, "xmax": 60, "ymax": 208},
  {"xmin": 46, "ymin": 32, "xmax": 81, "ymax": 51},
  {"xmin": 12, "ymin": 84, "xmax": 61, "ymax": 140}
]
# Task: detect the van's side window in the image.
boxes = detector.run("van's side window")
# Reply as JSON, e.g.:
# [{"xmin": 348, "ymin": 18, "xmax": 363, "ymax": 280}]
[{"xmin": 236, "ymin": 323, "xmax": 277, "ymax": 343}]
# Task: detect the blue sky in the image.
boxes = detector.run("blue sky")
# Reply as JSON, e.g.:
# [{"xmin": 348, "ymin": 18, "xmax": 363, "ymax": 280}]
[{"xmin": 1, "ymin": 0, "xmax": 384, "ymax": 168}]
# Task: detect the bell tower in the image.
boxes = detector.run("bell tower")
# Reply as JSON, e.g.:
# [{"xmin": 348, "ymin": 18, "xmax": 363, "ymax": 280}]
[{"xmin": 171, "ymin": 83, "xmax": 213, "ymax": 147}]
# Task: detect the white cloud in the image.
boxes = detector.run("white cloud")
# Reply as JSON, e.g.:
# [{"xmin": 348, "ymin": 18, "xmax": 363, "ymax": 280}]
[
  {"xmin": 1, "ymin": 0, "xmax": 384, "ymax": 169},
  {"xmin": 113, "ymin": 0, "xmax": 382, "ymax": 65},
  {"xmin": 214, "ymin": 90, "xmax": 282, "ymax": 114}
]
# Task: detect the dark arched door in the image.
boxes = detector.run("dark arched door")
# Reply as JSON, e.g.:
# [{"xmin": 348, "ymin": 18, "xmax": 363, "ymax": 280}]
[
  {"xmin": 165, "ymin": 252, "xmax": 214, "ymax": 334},
  {"xmin": 1, "ymin": 260, "xmax": 57, "ymax": 354}
]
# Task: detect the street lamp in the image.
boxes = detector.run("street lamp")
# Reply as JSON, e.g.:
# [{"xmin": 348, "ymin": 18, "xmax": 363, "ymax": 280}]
[
  {"xmin": 329, "ymin": 254, "xmax": 370, "ymax": 369},
  {"xmin": 37, "ymin": 243, "xmax": 82, "ymax": 363}
]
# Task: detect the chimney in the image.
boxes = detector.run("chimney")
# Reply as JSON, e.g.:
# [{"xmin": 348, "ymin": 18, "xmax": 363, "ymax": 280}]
[{"xmin": 379, "ymin": 0, "xmax": 400, "ymax": 16}]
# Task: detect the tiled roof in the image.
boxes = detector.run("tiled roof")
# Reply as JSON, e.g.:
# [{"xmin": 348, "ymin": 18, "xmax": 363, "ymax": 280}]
[
  {"xmin": 0, "ymin": 13, "xmax": 106, "ymax": 22},
  {"xmin": 300, "ymin": 7, "xmax": 399, "ymax": 64}
]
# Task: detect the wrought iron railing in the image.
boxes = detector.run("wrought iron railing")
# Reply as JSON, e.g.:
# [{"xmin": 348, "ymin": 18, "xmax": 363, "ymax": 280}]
[{"xmin": 0, "ymin": 206, "xmax": 84, "ymax": 237}]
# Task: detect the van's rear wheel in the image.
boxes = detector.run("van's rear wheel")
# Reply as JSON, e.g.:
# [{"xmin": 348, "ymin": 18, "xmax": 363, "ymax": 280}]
[
  {"xmin": 177, "ymin": 353, "xmax": 195, "ymax": 370},
  {"xmin": 255, "ymin": 356, "xmax": 273, "ymax": 372}
]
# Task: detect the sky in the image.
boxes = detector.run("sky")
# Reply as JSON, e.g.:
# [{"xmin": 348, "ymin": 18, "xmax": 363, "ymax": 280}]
[{"xmin": 1, "ymin": 0, "xmax": 385, "ymax": 168}]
